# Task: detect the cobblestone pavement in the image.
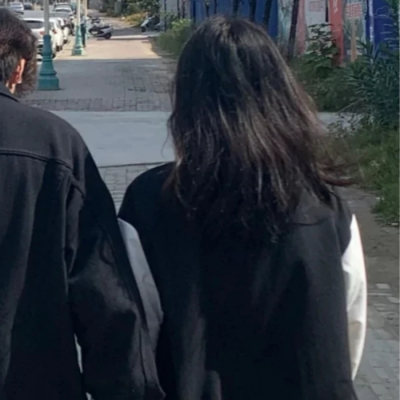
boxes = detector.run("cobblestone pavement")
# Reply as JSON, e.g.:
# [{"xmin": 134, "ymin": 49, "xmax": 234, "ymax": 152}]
[
  {"xmin": 100, "ymin": 164, "xmax": 399, "ymax": 400},
  {"xmin": 23, "ymin": 27, "xmax": 173, "ymax": 112}
]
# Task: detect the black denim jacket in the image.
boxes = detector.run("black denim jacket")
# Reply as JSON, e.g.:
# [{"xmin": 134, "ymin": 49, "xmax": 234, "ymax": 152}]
[
  {"xmin": 119, "ymin": 164, "xmax": 358, "ymax": 400},
  {"xmin": 0, "ymin": 84, "xmax": 164, "ymax": 400}
]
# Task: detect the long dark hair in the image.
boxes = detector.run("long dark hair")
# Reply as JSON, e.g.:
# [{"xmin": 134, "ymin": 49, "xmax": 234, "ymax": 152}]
[
  {"xmin": 167, "ymin": 15, "xmax": 349, "ymax": 238},
  {"xmin": 0, "ymin": 9, "xmax": 38, "ymax": 96}
]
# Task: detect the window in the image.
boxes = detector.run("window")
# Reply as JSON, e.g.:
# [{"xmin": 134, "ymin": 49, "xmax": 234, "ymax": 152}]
[
  {"xmin": 25, "ymin": 20, "xmax": 45, "ymax": 29},
  {"xmin": 54, "ymin": 6, "xmax": 71, "ymax": 12}
]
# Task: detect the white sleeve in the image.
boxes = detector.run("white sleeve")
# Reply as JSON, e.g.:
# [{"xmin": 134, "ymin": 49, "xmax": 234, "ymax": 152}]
[
  {"xmin": 118, "ymin": 219, "xmax": 163, "ymax": 352},
  {"xmin": 342, "ymin": 215, "xmax": 367, "ymax": 379}
]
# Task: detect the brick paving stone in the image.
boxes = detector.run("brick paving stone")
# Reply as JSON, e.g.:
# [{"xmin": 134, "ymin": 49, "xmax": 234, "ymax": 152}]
[
  {"xmin": 101, "ymin": 164, "xmax": 399, "ymax": 400},
  {"xmin": 23, "ymin": 28, "xmax": 173, "ymax": 112}
]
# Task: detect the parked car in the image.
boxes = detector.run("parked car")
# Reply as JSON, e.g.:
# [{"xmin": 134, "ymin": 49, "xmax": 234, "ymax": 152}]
[
  {"xmin": 23, "ymin": 1, "xmax": 33, "ymax": 9},
  {"xmin": 67, "ymin": 2, "xmax": 83, "ymax": 15},
  {"xmin": 8, "ymin": 2, "xmax": 24, "ymax": 14},
  {"xmin": 49, "ymin": 17, "xmax": 64, "ymax": 51},
  {"xmin": 53, "ymin": 3, "xmax": 72, "ymax": 12},
  {"xmin": 51, "ymin": 15, "xmax": 70, "ymax": 43},
  {"xmin": 23, "ymin": 18, "xmax": 57, "ymax": 58},
  {"xmin": 53, "ymin": 7, "xmax": 73, "ymax": 22},
  {"xmin": 52, "ymin": 10, "xmax": 75, "ymax": 35}
]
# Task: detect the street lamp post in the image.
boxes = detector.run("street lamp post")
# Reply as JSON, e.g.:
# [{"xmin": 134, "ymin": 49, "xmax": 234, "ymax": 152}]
[
  {"xmin": 83, "ymin": 0, "xmax": 88, "ymax": 45},
  {"xmin": 72, "ymin": 0, "xmax": 85, "ymax": 55},
  {"xmin": 37, "ymin": 0, "xmax": 60, "ymax": 90}
]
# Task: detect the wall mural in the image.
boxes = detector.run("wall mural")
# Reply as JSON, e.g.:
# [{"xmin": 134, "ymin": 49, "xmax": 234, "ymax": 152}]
[
  {"xmin": 278, "ymin": 0, "xmax": 328, "ymax": 54},
  {"xmin": 342, "ymin": 0, "xmax": 367, "ymax": 60}
]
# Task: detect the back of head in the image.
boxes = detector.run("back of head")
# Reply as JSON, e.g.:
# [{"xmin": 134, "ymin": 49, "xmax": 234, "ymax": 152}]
[
  {"xmin": 168, "ymin": 16, "xmax": 347, "ymax": 238},
  {"xmin": 0, "ymin": 8, "xmax": 37, "ymax": 96}
]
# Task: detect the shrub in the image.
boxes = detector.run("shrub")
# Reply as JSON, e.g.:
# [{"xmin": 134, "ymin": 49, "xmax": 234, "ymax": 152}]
[
  {"xmin": 291, "ymin": 58, "xmax": 353, "ymax": 111},
  {"xmin": 333, "ymin": 123, "xmax": 399, "ymax": 223},
  {"xmin": 292, "ymin": 18, "xmax": 399, "ymax": 122},
  {"xmin": 126, "ymin": 11, "xmax": 145, "ymax": 26},
  {"xmin": 343, "ymin": 42, "xmax": 399, "ymax": 127},
  {"xmin": 127, "ymin": 3, "xmax": 140, "ymax": 14},
  {"xmin": 293, "ymin": 7, "xmax": 399, "ymax": 223},
  {"xmin": 290, "ymin": 24, "xmax": 355, "ymax": 111},
  {"xmin": 135, "ymin": 0, "xmax": 160, "ymax": 15},
  {"xmin": 157, "ymin": 18, "xmax": 192, "ymax": 58}
]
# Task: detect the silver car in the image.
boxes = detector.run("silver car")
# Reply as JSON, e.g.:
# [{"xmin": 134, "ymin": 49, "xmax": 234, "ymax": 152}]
[
  {"xmin": 51, "ymin": 11, "xmax": 74, "ymax": 36},
  {"xmin": 53, "ymin": 4, "xmax": 73, "ymax": 15},
  {"xmin": 24, "ymin": 18, "xmax": 57, "ymax": 58}
]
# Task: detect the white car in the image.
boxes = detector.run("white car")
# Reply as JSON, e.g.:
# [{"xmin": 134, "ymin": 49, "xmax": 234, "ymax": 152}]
[
  {"xmin": 53, "ymin": 4, "xmax": 73, "ymax": 15},
  {"xmin": 8, "ymin": 2, "xmax": 24, "ymax": 14},
  {"xmin": 51, "ymin": 10, "xmax": 75, "ymax": 35},
  {"xmin": 24, "ymin": 18, "xmax": 57, "ymax": 58},
  {"xmin": 49, "ymin": 18, "xmax": 64, "ymax": 51},
  {"xmin": 52, "ymin": 16, "xmax": 70, "ymax": 44},
  {"xmin": 53, "ymin": 8, "xmax": 74, "ymax": 20}
]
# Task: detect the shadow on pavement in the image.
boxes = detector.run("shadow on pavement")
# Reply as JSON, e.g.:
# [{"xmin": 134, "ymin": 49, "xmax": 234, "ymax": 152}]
[
  {"xmin": 109, "ymin": 37, "xmax": 149, "ymax": 42},
  {"xmin": 110, "ymin": 27, "xmax": 141, "ymax": 36}
]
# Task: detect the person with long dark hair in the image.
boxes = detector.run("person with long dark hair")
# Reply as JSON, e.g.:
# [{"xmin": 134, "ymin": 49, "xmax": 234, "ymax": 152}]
[{"xmin": 119, "ymin": 15, "xmax": 366, "ymax": 400}]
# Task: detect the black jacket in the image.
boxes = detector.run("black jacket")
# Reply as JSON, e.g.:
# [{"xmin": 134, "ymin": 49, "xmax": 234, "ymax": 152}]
[
  {"xmin": 119, "ymin": 164, "xmax": 358, "ymax": 400},
  {"xmin": 0, "ymin": 84, "xmax": 164, "ymax": 400}
]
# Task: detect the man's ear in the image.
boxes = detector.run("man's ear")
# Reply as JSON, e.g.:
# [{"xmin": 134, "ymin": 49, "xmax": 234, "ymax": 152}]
[{"xmin": 8, "ymin": 59, "xmax": 26, "ymax": 89}]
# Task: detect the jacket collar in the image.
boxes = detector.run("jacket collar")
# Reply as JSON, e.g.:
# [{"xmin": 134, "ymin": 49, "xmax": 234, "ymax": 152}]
[{"xmin": 0, "ymin": 82, "xmax": 19, "ymax": 102}]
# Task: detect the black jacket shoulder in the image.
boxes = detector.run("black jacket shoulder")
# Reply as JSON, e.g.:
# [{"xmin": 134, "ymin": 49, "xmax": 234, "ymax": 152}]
[
  {"xmin": 120, "ymin": 163, "xmax": 173, "ymax": 232},
  {"xmin": 126, "ymin": 163, "xmax": 172, "ymax": 198},
  {"xmin": 0, "ymin": 89, "xmax": 89, "ymax": 180}
]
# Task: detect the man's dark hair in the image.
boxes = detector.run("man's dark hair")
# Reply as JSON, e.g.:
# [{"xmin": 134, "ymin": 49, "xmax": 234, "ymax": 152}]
[
  {"xmin": 167, "ymin": 15, "xmax": 350, "ymax": 238},
  {"xmin": 0, "ymin": 8, "xmax": 37, "ymax": 95}
]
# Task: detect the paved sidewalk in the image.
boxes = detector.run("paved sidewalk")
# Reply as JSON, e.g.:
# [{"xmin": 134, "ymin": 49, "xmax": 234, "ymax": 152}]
[
  {"xmin": 48, "ymin": 110, "xmax": 352, "ymax": 167},
  {"xmin": 52, "ymin": 111, "xmax": 172, "ymax": 166},
  {"xmin": 25, "ymin": 29, "xmax": 172, "ymax": 112},
  {"xmin": 100, "ymin": 164, "xmax": 399, "ymax": 400}
]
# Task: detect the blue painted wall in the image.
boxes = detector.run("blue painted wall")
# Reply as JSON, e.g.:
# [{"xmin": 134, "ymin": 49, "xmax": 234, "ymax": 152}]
[
  {"xmin": 190, "ymin": 0, "xmax": 279, "ymax": 38},
  {"xmin": 190, "ymin": 0, "xmax": 396, "ymax": 50},
  {"xmin": 370, "ymin": 0, "xmax": 398, "ymax": 49}
]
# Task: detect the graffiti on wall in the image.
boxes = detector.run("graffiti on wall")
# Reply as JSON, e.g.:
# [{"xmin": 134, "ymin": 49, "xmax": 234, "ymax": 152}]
[
  {"xmin": 278, "ymin": 0, "xmax": 328, "ymax": 54},
  {"xmin": 343, "ymin": 0, "xmax": 367, "ymax": 60},
  {"xmin": 277, "ymin": 0, "xmax": 294, "ymax": 47}
]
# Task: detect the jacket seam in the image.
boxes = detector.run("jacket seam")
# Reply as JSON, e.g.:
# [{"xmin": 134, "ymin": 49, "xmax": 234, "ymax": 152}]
[
  {"xmin": 70, "ymin": 176, "xmax": 86, "ymax": 198},
  {"xmin": 45, "ymin": 168, "xmax": 68, "ymax": 244},
  {"xmin": 0, "ymin": 149, "xmax": 87, "ymax": 196},
  {"xmin": 0, "ymin": 149, "xmax": 73, "ymax": 170}
]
